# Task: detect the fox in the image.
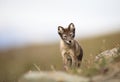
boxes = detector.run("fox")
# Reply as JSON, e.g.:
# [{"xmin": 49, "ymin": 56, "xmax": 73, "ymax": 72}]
[{"xmin": 58, "ymin": 23, "xmax": 83, "ymax": 70}]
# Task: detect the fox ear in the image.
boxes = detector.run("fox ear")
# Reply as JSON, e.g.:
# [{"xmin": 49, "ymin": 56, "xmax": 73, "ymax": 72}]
[
  {"xmin": 68, "ymin": 23, "xmax": 75, "ymax": 32},
  {"xmin": 58, "ymin": 26, "xmax": 64, "ymax": 34}
]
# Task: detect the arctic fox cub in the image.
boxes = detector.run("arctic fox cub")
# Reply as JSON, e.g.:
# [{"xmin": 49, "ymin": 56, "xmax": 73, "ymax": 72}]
[{"xmin": 58, "ymin": 23, "xmax": 83, "ymax": 70}]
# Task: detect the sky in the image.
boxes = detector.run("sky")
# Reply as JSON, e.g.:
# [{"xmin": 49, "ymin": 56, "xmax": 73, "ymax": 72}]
[{"xmin": 0, "ymin": 0, "xmax": 120, "ymax": 49}]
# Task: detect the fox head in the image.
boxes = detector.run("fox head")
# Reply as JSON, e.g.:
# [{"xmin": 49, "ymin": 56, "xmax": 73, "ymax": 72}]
[{"xmin": 58, "ymin": 23, "xmax": 75, "ymax": 45}]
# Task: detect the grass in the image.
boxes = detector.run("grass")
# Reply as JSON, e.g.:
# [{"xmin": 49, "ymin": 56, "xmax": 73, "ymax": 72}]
[{"xmin": 0, "ymin": 32, "xmax": 120, "ymax": 81}]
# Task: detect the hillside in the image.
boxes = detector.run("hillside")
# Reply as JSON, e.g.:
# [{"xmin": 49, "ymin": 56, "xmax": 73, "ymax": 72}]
[{"xmin": 0, "ymin": 32, "xmax": 120, "ymax": 82}]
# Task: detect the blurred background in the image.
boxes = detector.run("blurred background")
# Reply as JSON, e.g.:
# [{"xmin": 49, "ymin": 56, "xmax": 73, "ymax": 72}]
[{"xmin": 0, "ymin": 0, "xmax": 120, "ymax": 82}]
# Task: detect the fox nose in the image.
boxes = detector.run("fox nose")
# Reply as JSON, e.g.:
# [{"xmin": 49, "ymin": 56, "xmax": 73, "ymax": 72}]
[
  {"xmin": 69, "ymin": 40, "xmax": 71, "ymax": 43},
  {"xmin": 66, "ymin": 40, "xmax": 72, "ymax": 44}
]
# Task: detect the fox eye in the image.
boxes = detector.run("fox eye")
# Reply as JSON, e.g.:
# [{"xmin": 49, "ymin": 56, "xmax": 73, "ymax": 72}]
[
  {"xmin": 70, "ymin": 33, "xmax": 73, "ymax": 37},
  {"xmin": 63, "ymin": 34, "xmax": 67, "ymax": 39}
]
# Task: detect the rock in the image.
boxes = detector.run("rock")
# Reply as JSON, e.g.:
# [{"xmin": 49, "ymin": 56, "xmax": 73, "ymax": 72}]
[
  {"xmin": 95, "ymin": 47, "xmax": 120, "ymax": 62},
  {"xmin": 19, "ymin": 71, "xmax": 90, "ymax": 82}
]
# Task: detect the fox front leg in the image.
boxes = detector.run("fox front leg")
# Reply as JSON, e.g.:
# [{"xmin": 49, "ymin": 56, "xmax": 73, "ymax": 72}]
[
  {"xmin": 71, "ymin": 56, "xmax": 76, "ymax": 68},
  {"xmin": 63, "ymin": 57, "xmax": 69, "ymax": 71},
  {"xmin": 70, "ymin": 52, "xmax": 78, "ymax": 68},
  {"xmin": 62, "ymin": 52, "xmax": 68, "ymax": 70}
]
